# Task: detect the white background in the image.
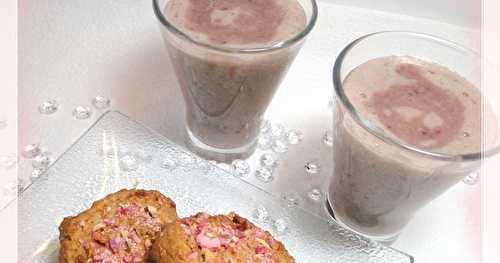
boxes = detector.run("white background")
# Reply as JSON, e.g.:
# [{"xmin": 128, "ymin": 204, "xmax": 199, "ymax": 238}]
[
  {"xmin": 330, "ymin": 0, "xmax": 481, "ymax": 28},
  {"xmin": 6, "ymin": 0, "xmax": 499, "ymax": 263}
]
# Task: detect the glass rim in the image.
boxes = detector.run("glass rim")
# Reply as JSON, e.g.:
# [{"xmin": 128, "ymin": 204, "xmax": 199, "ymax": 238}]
[
  {"xmin": 333, "ymin": 31, "xmax": 500, "ymax": 162},
  {"xmin": 152, "ymin": 0, "xmax": 318, "ymax": 54}
]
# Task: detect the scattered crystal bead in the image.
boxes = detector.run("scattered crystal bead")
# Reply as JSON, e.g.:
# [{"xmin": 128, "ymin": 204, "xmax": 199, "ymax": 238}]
[
  {"xmin": 463, "ymin": 132, "xmax": 471, "ymax": 138},
  {"xmin": 0, "ymin": 154, "xmax": 17, "ymax": 169},
  {"xmin": 270, "ymin": 123, "xmax": 286, "ymax": 138},
  {"xmin": 273, "ymin": 218, "xmax": 288, "ymax": 234},
  {"xmin": 258, "ymin": 135, "xmax": 272, "ymax": 150},
  {"xmin": 281, "ymin": 193, "xmax": 301, "ymax": 207},
  {"xmin": 272, "ymin": 139, "xmax": 288, "ymax": 153},
  {"xmin": 73, "ymin": 106, "xmax": 92, "ymax": 120},
  {"xmin": 38, "ymin": 100, "xmax": 59, "ymax": 115},
  {"xmin": 197, "ymin": 160, "xmax": 211, "ymax": 170},
  {"xmin": 92, "ymin": 96, "xmax": 111, "ymax": 109},
  {"xmin": 160, "ymin": 159, "xmax": 176, "ymax": 170},
  {"xmin": 22, "ymin": 143, "xmax": 42, "ymax": 159},
  {"xmin": 323, "ymin": 131, "xmax": 334, "ymax": 147},
  {"xmin": 260, "ymin": 120, "xmax": 272, "ymax": 134},
  {"xmin": 120, "ymin": 155, "xmax": 139, "ymax": 172},
  {"xmin": 32, "ymin": 153, "xmax": 51, "ymax": 169},
  {"xmin": 307, "ymin": 188, "xmax": 323, "ymax": 202},
  {"xmin": 255, "ymin": 167, "xmax": 274, "ymax": 182},
  {"xmin": 231, "ymin": 159, "xmax": 250, "ymax": 177},
  {"xmin": 286, "ymin": 130, "xmax": 303, "ymax": 145},
  {"xmin": 217, "ymin": 163, "xmax": 233, "ymax": 172},
  {"xmin": 463, "ymin": 172, "xmax": 480, "ymax": 185},
  {"xmin": 31, "ymin": 168, "xmax": 46, "ymax": 180},
  {"xmin": 179, "ymin": 153, "xmax": 196, "ymax": 165},
  {"xmin": 252, "ymin": 206, "xmax": 269, "ymax": 222},
  {"xmin": 260, "ymin": 153, "xmax": 277, "ymax": 168},
  {"xmin": 305, "ymin": 161, "xmax": 320, "ymax": 175}
]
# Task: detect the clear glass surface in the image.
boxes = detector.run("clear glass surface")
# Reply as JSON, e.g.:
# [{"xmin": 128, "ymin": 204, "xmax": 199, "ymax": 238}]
[{"xmin": 18, "ymin": 111, "xmax": 413, "ymax": 262}]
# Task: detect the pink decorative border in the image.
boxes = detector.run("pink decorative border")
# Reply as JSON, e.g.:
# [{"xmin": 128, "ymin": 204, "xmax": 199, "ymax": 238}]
[
  {"xmin": 482, "ymin": 0, "xmax": 500, "ymax": 262},
  {"xmin": 0, "ymin": 0, "xmax": 18, "ymax": 261},
  {"xmin": 5, "ymin": 0, "xmax": 499, "ymax": 262}
]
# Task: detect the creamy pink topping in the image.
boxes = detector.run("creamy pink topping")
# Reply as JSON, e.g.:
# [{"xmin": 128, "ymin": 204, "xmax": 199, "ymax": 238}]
[
  {"xmin": 369, "ymin": 63, "xmax": 466, "ymax": 149},
  {"xmin": 182, "ymin": 0, "xmax": 286, "ymax": 45}
]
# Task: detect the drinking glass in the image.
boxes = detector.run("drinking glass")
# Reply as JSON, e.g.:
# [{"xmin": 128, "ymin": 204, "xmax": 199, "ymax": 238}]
[
  {"xmin": 153, "ymin": 0, "xmax": 317, "ymax": 161},
  {"xmin": 327, "ymin": 31, "xmax": 500, "ymax": 243}
]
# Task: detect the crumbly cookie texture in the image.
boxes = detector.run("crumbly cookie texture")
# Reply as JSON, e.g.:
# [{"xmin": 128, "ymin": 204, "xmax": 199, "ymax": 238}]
[
  {"xmin": 152, "ymin": 212, "xmax": 295, "ymax": 263},
  {"xmin": 59, "ymin": 189, "xmax": 177, "ymax": 263}
]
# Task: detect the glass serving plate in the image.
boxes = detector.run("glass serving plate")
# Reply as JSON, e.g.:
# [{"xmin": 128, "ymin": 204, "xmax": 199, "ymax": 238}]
[{"xmin": 18, "ymin": 111, "xmax": 413, "ymax": 262}]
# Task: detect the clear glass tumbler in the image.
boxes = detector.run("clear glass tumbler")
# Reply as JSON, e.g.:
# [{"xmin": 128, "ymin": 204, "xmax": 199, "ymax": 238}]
[
  {"xmin": 153, "ymin": 0, "xmax": 317, "ymax": 162},
  {"xmin": 327, "ymin": 31, "xmax": 500, "ymax": 243}
]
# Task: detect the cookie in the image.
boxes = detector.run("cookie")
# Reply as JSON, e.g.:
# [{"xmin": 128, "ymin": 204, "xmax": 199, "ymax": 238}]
[
  {"xmin": 59, "ymin": 189, "xmax": 177, "ymax": 263},
  {"xmin": 152, "ymin": 212, "xmax": 295, "ymax": 263}
]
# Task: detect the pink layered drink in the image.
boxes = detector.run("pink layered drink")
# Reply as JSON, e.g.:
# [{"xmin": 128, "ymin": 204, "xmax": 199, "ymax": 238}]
[
  {"xmin": 158, "ymin": 0, "xmax": 311, "ymax": 160},
  {"xmin": 329, "ymin": 56, "xmax": 497, "ymax": 241}
]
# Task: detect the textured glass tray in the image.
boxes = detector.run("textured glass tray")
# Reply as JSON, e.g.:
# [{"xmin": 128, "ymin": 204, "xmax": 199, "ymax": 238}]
[{"xmin": 18, "ymin": 111, "xmax": 413, "ymax": 262}]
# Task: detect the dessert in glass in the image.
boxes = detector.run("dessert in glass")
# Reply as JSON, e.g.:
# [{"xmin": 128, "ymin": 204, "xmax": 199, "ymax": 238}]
[
  {"xmin": 328, "ymin": 31, "xmax": 500, "ymax": 243},
  {"xmin": 153, "ymin": 0, "xmax": 318, "ymax": 161}
]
